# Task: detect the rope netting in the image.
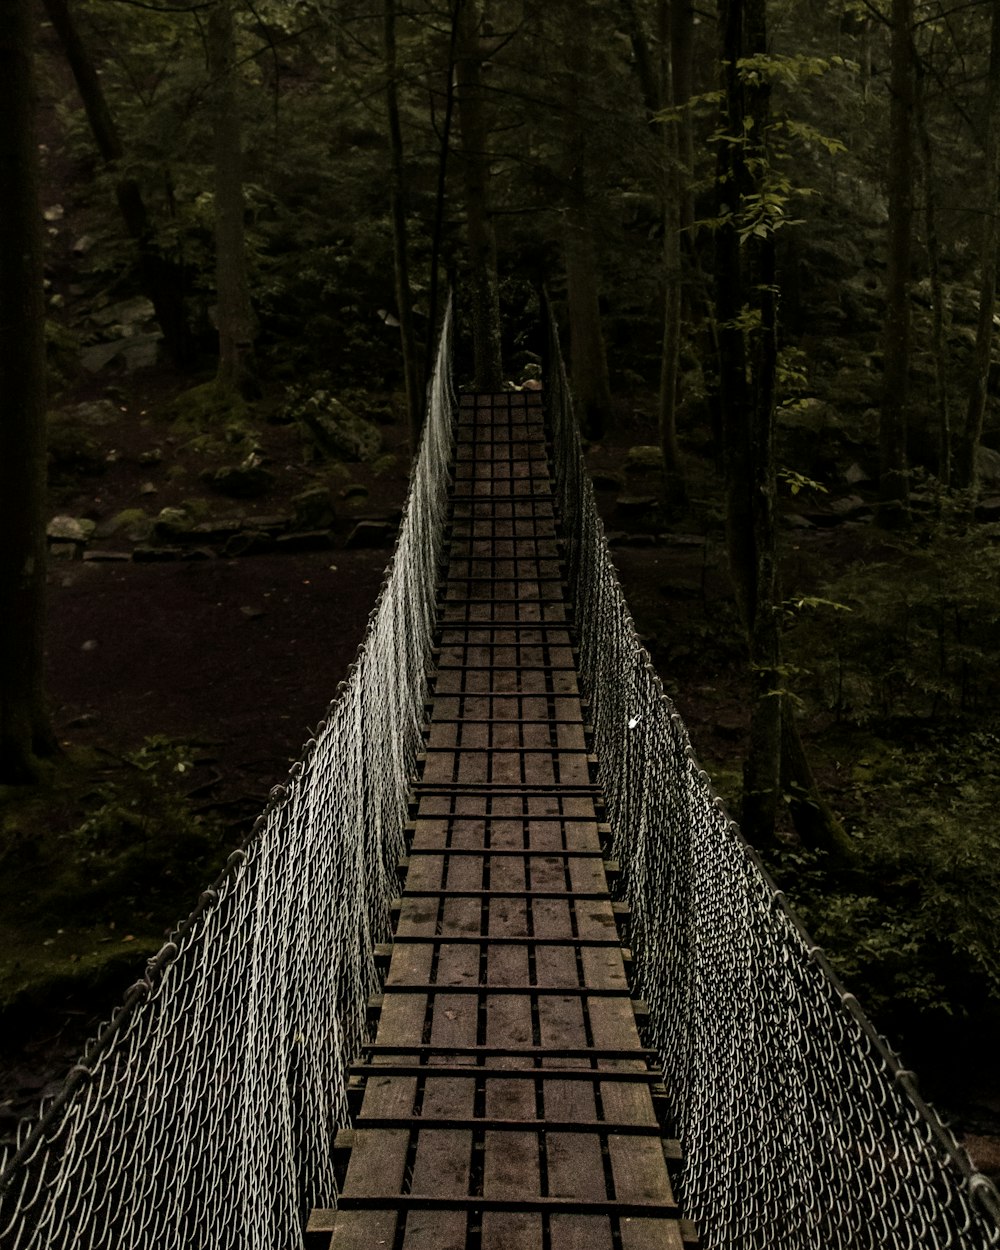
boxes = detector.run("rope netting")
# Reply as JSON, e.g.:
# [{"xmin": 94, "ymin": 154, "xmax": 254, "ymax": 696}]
[
  {"xmin": 545, "ymin": 302, "xmax": 1000, "ymax": 1250},
  {"xmin": 0, "ymin": 305, "xmax": 455, "ymax": 1250}
]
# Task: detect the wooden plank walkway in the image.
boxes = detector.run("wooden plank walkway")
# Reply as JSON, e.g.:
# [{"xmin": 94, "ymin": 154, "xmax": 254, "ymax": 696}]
[{"xmin": 312, "ymin": 392, "xmax": 690, "ymax": 1250}]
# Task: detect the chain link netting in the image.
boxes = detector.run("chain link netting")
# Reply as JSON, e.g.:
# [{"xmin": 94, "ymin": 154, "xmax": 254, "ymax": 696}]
[
  {"xmin": 0, "ymin": 305, "xmax": 455, "ymax": 1250},
  {"xmin": 545, "ymin": 301, "xmax": 1000, "ymax": 1250}
]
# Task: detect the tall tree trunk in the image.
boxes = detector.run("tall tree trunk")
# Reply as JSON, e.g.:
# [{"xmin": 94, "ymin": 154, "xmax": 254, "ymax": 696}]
[
  {"xmin": 561, "ymin": 0, "xmax": 612, "ymax": 440},
  {"xmin": 716, "ymin": 0, "xmax": 854, "ymax": 863},
  {"xmin": 658, "ymin": 0, "xmax": 686, "ymax": 504},
  {"xmin": 384, "ymin": 0, "xmax": 423, "ymax": 448},
  {"xmin": 957, "ymin": 0, "xmax": 1000, "ymax": 492},
  {"xmin": 878, "ymin": 0, "xmax": 915, "ymax": 526},
  {"xmin": 0, "ymin": 0, "xmax": 54, "ymax": 782},
  {"xmin": 207, "ymin": 0, "xmax": 257, "ymax": 396},
  {"xmin": 41, "ymin": 0, "xmax": 192, "ymax": 369},
  {"xmin": 425, "ymin": 0, "xmax": 461, "ymax": 387},
  {"xmin": 915, "ymin": 60, "xmax": 950, "ymax": 486},
  {"xmin": 671, "ymin": 0, "xmax": 696, "ymax": 239},
  {"xmin": 455, "ymin": 0, "xmax": 503, "ymax": 390}
]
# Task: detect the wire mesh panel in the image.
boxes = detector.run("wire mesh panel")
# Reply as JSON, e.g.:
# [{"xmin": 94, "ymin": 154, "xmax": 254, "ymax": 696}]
[
  {"xmin": 544, "ymin": 299, "xmax": 1000, "ymax": 1250},
  {"xmin": 0, "ymin": 307, "xmax": 456, "ymax": 1250}
]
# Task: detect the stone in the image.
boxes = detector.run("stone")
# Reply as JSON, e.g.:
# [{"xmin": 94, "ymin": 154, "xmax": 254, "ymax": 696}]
[
  {"xmin": 829, "ymin": 494, "xmax": 872, "ymax": 518},
  {"xmin": 292, "ymin": 486, "xmax": 336, "ymax": 530},
  {"xmin": 975, "ymin": 496, "xmax": 1000, "ymax": 522},
  {"xmin": 49, "ymin": 542, "xmax": 80, "ymax": 561},
  {"xmin": 345, "ymin": 520, "xmax": 394, "ymax": 549},
  {"xmin": 210, "ymin": 462, "xmax": 277, "ymax": 499},
  {"xmin": 782, "ymin": 513, "xmax": 816, "ymax": 530},
  {"xmin": 976, "ymin": 445, "xmax": 1000, "ymax": 488},
  {"xmin": 138, "ymin": 448, "xmax": 163, "ymax": 466},
  {"xmin": 624, "ymin": 445, "xmax": 664, "ymax": 472},
  {"xmin": 91, "ymin": 297, "xmax": 155, "ymax": 328},
  {"xmin": 615, "ymin": 496, "xmax": 657, "ymax": 519},
  {"xmin": 617, "ymin": 533, "xmax": 657, "ymax": 548},
  {"xmin": 71, "ymin": 399, "xmax": 120, "ymax": 428},
  {"xmin": 181, "ymin": 547, "xmax": 216, "ymax": 561},
  {"xmin": 72, "ymin": 235, "xmax": 96, "ymax": 255},
  {"xmin": 341, "ymin": 484, "xmax": 369, "ymax": 500},
  {"xmin": 223, "ymin": 531, "xmax": 276, "ymax": 557},
  {"xmin": 139, "ymin": 481, "xmax": 158, "ymax": 496},
  {"xmin": 276, "ymin": 531, "xmax": 335, "ymax": 553},
  {"xmin": 293, "ymin": 392, "xmax": 383, "ymax": 462},
  {"xmin": 590, "ymin": 470, "xmax": 625, "ymax": 491},
  {"xmin": 47, "ymin": 516, "xmax": 96, "ymax": 543},
  {"xmin": 844, "ymin": 461, "xmax": 872, "ymax": 486},
  {"xmin": 83, "ymin": 551, "xmax": 131, "ymax": 562},
  {"xmin": 153, "ymin": 506, "xmax": 195, "ymax": 540},
  {"xmin": 100, "ymin": 509, "xmax": 153, "ymax": 542},
  {"xmin": 191, "ymin": 517, "xmax": 246, "ymax": 540}
]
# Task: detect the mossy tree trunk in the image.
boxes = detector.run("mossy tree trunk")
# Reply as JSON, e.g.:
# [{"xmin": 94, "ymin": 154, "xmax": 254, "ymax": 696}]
[
  {"xmin": 0, "ymin": 0, "xmax": 55, "ymax": 783},
  {"xmin": 207, "ymin": 0, "xmax": 257, "ymax": 397},
  {"xmin": 455, "ymin": 0, "xmax": 503, "ymax": 391},
  {"xmin": 42, "ymin": 0, "xmax": 193, "ymax": 369}
]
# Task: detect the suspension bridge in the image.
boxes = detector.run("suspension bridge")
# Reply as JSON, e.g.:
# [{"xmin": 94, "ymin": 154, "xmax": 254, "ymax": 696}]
[{"xmin": 2, "ymin": 304, "xmax": 999, "ymax": 1250}]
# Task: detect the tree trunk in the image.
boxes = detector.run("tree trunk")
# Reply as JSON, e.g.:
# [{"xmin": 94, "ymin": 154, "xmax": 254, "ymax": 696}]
[
  {"xmin": 915, "ymin": 60, "xmax": 950, "ymax": 486},
  {"xmin": 716, "ymin": 0, "xmax": 854, "ymax": 863},
  {"xmin": 41, "ymin": 0, "xmax": 192, "ymax": 369},
  {"xmin": 877, "ymin": 0, "xmax": 914, "ymax": 526},
  {"xmin": 658, "ymin": 0, "xmax": 686, "ymax": 504},
  {"xmin": 207, "ymin": 0, "xmax": 257, "ymax": 397},
  {"xmin": 0, "ymin": 0, "xmax": 54, "ymax": 782},
  {"xmin": 455, "ymin": 0, "xmax": 503, "ymax": 391},
  {"xmin": 561, "ymin": 0, "xmax": 612, "ymax": 440},
  {"xmin": 425, "ymin": 0, "xmax": 461, "ymax": 387},
  {"xmin": 956, "ymin": 0, "xmax": 1000, "ymax": 492},
  {"xmin": 384, "ymin": 0, "xmax": 423, "ymax": 449}
]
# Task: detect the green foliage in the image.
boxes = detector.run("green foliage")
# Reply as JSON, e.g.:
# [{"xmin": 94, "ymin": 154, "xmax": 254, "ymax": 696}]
[
  {"xmin": 788, "ymin": 504, "xmax": 1000, "ymax": 722},
  {"xmin": 775, "ymin": 728, "xmax": 1000, "ymax": 1029}
]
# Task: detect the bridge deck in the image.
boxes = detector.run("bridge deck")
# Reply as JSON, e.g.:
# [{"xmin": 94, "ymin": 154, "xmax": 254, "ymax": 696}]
[{"xmin": 318, "ymin": 392, "xmax": 688, "ymax": 1250}]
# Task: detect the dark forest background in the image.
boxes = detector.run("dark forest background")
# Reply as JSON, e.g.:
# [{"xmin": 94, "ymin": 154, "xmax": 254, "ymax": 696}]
[{"xmin": 1, "ymin": 0, "xmax": 1000, "ymax": 1172}]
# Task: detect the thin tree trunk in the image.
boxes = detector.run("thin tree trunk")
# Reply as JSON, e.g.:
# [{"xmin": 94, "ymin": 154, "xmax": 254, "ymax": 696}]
[
  {"xmin": 41, "ymin": 0, "xmax": 192, "ymax": 368},
  {"xmin": 716, "ymin": 0, "xmax": 854, "ymax": 862},
  {"xmin": 384, "ymin": 0, "xmax": 423, "ymax": 448},
  {"xmin": 425, "ymin": 0, "xmax": 461, "ymax": 387},
  {"xmin": 658, "ymin": 0, "xmax": 686, "ymax": 504},
  {"xmin": 915, "ymin": 59, "xmax": 950, "ymax": 486},
  {"xmin": 455, "ymin": 0, "xmax": 503, "ymax": 390},
  {"xmin": 561, "ymin": 0, "xmax": 612, "ymax": 439},
  {"xmin": 878, "ymin": 0, "xmax": 915, "ymax": 525},
  {"xmin": 957, "ymin": 0, "xmax": 1000, "ymax": 492},
  {"xmin": 207, "ymin": 0, "xmax": 256, "ymax": 396},
  {"xmin": 0, "ymin": 0, "xmax": 54, "ymax": 782}
]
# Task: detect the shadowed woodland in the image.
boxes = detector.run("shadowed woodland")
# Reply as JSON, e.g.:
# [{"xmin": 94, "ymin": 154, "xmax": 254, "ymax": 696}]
[{"xmin": 1, "ymin": 0, "xmax": 1000, "ymax": 1174}]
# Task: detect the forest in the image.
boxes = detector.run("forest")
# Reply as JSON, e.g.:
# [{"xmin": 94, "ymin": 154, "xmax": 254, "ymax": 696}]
[{"xmin": 1, "ymin": 0, "xmax": 999, "ymax": 1177}]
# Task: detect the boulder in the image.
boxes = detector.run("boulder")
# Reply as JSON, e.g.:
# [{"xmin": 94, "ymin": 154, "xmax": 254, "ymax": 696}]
[
  {"xmin": 292, "ymin": 392, "xmax": 383, "ymax": 462},
  {"xmin": 624, "ymin": 445, "xmax": 663, "ymax": 472},
  {"xmin": 591, "ymin": 469, "xmax": 625, "ymax": 491},
  {"xmin": 47, "ymin": 515, "xmax": 96, "ymax": 543},
  {"xmin": 346, "ymin": 520, "xmax": 394, "ymax": 549},
  {"xmin": 153, "ymin": 506, "xmax": 195, "ymax": 540},
  {"xmin": 210, "ymin": 461, "xmax": 277, "ymax": 499},
  {"xmin": 292, "ymin": 486, "xmax": 337, "ymax": 530},
  {"xmin": 977, "ymin": 445, "xmax": 1000, "ymax": 488}
]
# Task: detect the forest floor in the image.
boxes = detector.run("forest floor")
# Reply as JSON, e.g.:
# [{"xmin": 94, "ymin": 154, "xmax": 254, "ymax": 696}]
[{"xmin": 2, "ymin": 378, "xmax": 999, "ymax": 1182}]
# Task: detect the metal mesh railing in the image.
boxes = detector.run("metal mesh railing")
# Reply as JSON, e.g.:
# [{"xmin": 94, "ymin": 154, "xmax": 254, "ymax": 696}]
[
  {"xmin": 545, "ymin": 300, "xmax": 1000, "ymax": 1250},
  {"xmin": 0, "ymin": 304, "xmax": 456, "ymax": 1250}
]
